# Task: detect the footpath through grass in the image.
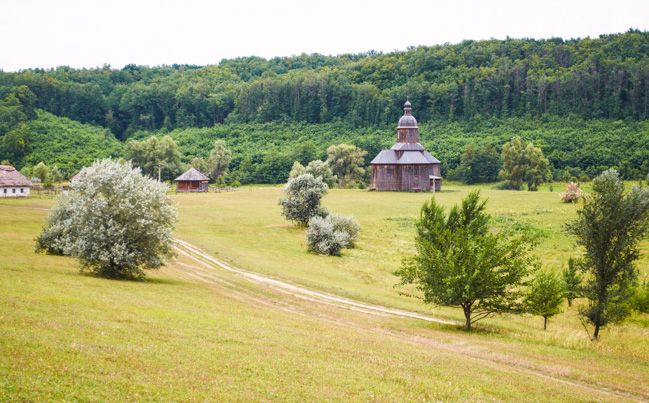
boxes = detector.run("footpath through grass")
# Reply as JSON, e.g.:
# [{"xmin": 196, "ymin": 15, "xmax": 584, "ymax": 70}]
[{"xmin": 0, "ymin": 198, "xmax": 627, "ymax": 401}]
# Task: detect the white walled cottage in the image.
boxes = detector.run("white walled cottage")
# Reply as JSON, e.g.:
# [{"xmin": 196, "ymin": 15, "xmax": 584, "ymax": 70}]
[{"xmin": 0, "ymin": 165, "xmax": 33, "ymax": 197}]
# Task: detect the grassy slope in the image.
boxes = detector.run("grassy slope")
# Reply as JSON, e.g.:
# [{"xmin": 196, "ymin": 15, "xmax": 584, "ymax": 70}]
[
  {"xmin": 0, "ymin": 198, "xmax": 621, "ymax": 401},
  {"xmin": 170, "ymin": 184, "xmax": 649, "ymax": 392},
  {"xmin": 25, "ymin": 110, "xmax": 122, "ymax": 174}
]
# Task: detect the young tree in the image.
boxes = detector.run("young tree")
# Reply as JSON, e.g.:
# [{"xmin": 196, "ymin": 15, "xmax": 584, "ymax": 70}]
[
  {"xmin": 525, "ymin": 269, "xmax": 565, "ymax": 330},
  {"xmin": 457, "ymin": 143, "xmax": 501, "ymax": 184},
  {"xmin": 326, "ymin": 144, "xmax": 367, "ymax": 188},
  {"xmin": 190, "ymin": 157, "xmax": 209, "ymax": 175},
  {"xmin": 524, "ymin": 143, "xmax": 552, "ymax": 191},
  {"xmin": 396, "ymin": 191, "xmax": 538, "ymax": 330},
  {"xmin": 499, "ymin": 137, "xmax": 551, "ymax": 191},
  {"xmin": 288, "ymin": 161, "xmax": 306, "ymax": 180},
  {"xmin": 279, "ymin": 174, "xmax": 328, "ymax": 226},
  {"xmin": 207, "ymin": 140, "xmax": 232, "ymax": 183},
  {"xmin": 561, "ymin": 182, "xmax": 582, "ymax": 203},
  {"xmin": 292, "ymin": 160, "xmax": 337, "ymax": 187},
  {"xmin": 124, "ymin": 135, "xmax": 183, "ymax": 181},
  {"xmin": 566, "ymin": 169, "xmax": 649, "ymax": 340},
  {"xmin": 32, "ymin": 161, "xmax": 50, "ymax": 184},
  {"xmin": 499, "ymin": 137, "xmax": 528, "ymax": 190},
  {"xmin": 563, "ymin": 257, "xmax": 582, "ymax": 307},
  {"xmin": 36, "ymin": 159, "xmax": 177, "ymax": 279},
  {"xmin": 50, "ymin": 165, "xmax": 64, "ymax": 185}
]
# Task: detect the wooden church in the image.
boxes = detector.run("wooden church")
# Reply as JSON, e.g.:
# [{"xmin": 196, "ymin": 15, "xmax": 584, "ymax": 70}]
[{"xmin": 370, "ymin": 101, "xmax": 442, "ymax": 192}]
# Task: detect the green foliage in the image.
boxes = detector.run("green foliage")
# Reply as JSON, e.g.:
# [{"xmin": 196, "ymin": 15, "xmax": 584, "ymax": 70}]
[
  {"xmin": 566, "ymin": 169, "xmax": 649, "ymax": 340},
  {"xmin": 35, "ymin": 159, "xmax": 177, "ymax": 279},
  {"xmin": 290, "ymin": 159, "xmax": 337, "ymax": 187},
  {"xmin": 500, "ymin": 137, "xmax": 528, "ymax": 189},
  {"xmin": 525, "ymin": 269, "xmax": 565, "ymax": 330},
  {"xmin": 207, "ymin": 140, "xmax": 232, "ymax": 182},
  {"xmin": 396, "ymin": 191, "xmax": 538, "ymax": 330},
  {"xmin": 629, "ymin": 280, "xmax": 649, "ymax": 313},
  {"xmin": 455, "ymin": 143, "xmax": 501, "ymax": 183},
  {"xmin": 189, "ymin": 157, "xmax": 208, "ymax": 175},
  {"xmin": 288, "ymin": 161, "xmax": 305, "ymax": 180},
  {"xmin": 279, "ymin": 174, "xmax": 329, "ymax": 227},
  {"xmin": 563, "ymin": 257, "xmax": 582, "ymax": 307},
  {"xmin": 32, "ymin": 161, "xmax": 50, "ymax": 184},
  {"xmin": 1, "ymin": 122, "xmax": 30, "ymax": 165},
  {"xmin": 124, "ymin": 135, "xmax": 183, "ymax": 181},
  {"xmin": 24, "ymin": 111, "xmax": 122, "ymax": 176},
  {"xmin": 326, "ymin": 144, "xmax": 367, "ymax": 188},
  {"xmin": 500, "ymin": 137, "xmax": 552, "ymax": 190}
]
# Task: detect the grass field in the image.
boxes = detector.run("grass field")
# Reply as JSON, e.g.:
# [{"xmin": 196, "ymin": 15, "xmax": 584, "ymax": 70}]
[{"xmin": 1, "ymin": 183, "xmax": 648, "ymax": 401}]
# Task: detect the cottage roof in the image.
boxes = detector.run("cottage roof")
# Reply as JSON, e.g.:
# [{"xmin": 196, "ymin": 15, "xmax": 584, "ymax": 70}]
[
  {"xmin": 0, "ymin": 165, "xmax": 33, "ymax": 187},
  {"xmin": 174, "ymin": 167, "xmax": 209, "ymax": 182},
  {"xmin": 391, "ymin": 142, "xmax": 425, "ymax": 151}
]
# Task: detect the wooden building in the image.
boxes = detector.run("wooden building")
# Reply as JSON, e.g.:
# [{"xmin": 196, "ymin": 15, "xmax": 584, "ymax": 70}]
[
  {"xmin": 0, "ymin": 165, "xmax": 33, "ymax": 197},
  {"xmin": 174, "ymin": 168, "xmax": 209, "ymax": 192},
  {"xmin": 370, "ymin": 101, "xmax": 442, "ymax": 192}
]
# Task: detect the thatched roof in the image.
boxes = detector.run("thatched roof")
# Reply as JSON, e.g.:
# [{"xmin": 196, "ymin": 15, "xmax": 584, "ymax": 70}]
[
  {"xmin": 0, "ymin": 165, "xmax": 33, "ymax": 187},
  {"xmin": 174, "ymin": 168, "xmax": 209, "ymax": 182}
]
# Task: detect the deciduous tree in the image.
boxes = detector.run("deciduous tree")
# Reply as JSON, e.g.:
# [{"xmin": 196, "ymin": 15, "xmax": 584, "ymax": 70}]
[
  {"xmin": 396, "ymin": 191, "xmax": 538, "ymax": 330},
  {"xmin": 566, "ymin": 169, "xmax": 649, "ymax": 340},
  {"xmin": 207, "ymin": 140, "xmax": 232, "ymax": 183},
  {"xmin": 36, "ymin": 159, "xmax": 177, "ymax": 280},
  {"xmin": 279, "ymin": 173, "xmax": 328, "ymax": 226},
  {"xmin": 326, "ymin": 144, "xmax": 367, "ymax": 188},
  {"xmin": 525, "ymin": 269, "xmax": 565, "ymax": 330}
]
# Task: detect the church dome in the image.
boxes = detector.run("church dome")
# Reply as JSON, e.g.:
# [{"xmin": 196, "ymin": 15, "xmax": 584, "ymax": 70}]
[{"xmin": 397, "ymin": 100, "xmax": 418, "ymax": 128}]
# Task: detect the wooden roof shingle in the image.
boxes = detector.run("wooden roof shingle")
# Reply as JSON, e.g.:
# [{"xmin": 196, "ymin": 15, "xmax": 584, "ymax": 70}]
[{"xmin": 174, "ymin": 168, "xmax": 209, "ymax": 182}]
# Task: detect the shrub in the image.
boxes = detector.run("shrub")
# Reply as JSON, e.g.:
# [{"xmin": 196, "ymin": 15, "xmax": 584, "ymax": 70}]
[
  {"xmin": 630, "ymin": 281, "xmax": 649, "ymax": 313},
  {"xmin": 306, "ymin": 215, "xmax": 350, "ymax": 256},
  {"xmin": 561, "ymin": 182, "xmax": 582, "ymax": 203},
  {"xmin": 329, "ymin": 214, "xmax": 360, "ymax": 246},
  {"xmin": 279, "ymin": 174, "xmax": 328, "ymax": 226},
  {"xmin": 35, "ymin": 159, "xmax": 177, "ymax": 279}
]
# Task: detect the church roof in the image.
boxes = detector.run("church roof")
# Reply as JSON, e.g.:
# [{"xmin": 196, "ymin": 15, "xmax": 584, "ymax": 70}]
[
  {"xmin": 0, "ymin": 165, "xmax": 32, "ymax": 187},
  {"xmin": 174, "ymin": 168, "xmax": 209, "ymax": 182},
  {"xmin": 370, "ymin": 150, "xmax": 440, "ymax": 165},
  {"xmin": 391, "ymin": 142, "xmax": 425, "ymax": 151},
  {"xmin": 397, "ymin": 100, "xmax": 417, "ymax": 128}
]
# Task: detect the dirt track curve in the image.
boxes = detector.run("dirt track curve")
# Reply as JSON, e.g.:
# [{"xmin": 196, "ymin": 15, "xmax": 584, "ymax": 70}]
[{"xmin": 173, "ymin": 238, "xmax": 649, "ymax": 403}]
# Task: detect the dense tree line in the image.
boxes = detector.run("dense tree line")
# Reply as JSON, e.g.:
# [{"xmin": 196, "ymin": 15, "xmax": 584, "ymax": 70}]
[
  {"xmin": 1, "ymin": 31, "xmax": 648, "ymax": 180},
  {"xmin": 1, "ymin": 30, "xmax": 648, "ymax": 138}
]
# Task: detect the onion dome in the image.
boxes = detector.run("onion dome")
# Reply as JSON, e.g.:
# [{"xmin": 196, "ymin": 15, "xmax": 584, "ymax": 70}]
[{"xmin": 397, "ymin": 100, "xmax": 417, "ymax": 128}]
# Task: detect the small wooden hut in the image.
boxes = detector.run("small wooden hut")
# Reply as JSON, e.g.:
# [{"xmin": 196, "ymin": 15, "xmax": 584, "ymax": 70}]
[
  {"xmin": 370, "ymin": 101, "xmax": 442, "ymax": 192},
  {"xmin": 0, "ymin": 165, "xmax": 33, "ymax": 197},
  {"xmin": 174, "ymin": 168, "xmax": 209, "ymax": 192}
]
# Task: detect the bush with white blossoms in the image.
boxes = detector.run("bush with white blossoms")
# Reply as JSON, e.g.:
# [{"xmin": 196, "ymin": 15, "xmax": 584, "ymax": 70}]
[
  {"xmin": 306, "ymin": 214, "xmax": 360, "ymax": 256},
  {"xmin": 36, "ymin": 159, "xmax": 177, "ymax": 279},
  {"xmin": 279, "ymin": 173, "xmax": 329, "ymax": 226}
]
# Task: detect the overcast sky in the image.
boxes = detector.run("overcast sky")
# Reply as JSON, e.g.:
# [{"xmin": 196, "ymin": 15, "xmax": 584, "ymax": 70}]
[{"xmin": 1, "ymin": 0, "xmax": 648, "ymax": 71}]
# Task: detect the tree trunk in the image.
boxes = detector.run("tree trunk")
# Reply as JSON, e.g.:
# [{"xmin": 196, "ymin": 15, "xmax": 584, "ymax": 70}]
[
  {"xmin": 543, "ymin": 315, "xmax": 548, "ymax": 330},
  {"xmin": 593, "ymin": 323, "xmax": 600, "ymax": 340},
  {"xmin": 567, "ymin": 298, "xmax": 572, "ymax": 307},
  {"xmin": 158, "ymin": 165, "xmax": 162, "ymax": 182},
  {"xmin": 462, "ymin": 304, "xmax": 472, "ymax": 331}
]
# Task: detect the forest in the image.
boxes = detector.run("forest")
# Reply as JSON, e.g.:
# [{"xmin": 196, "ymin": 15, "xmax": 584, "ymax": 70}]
[{"xmin": 1, "ymin": 30, "xmax": 648, "ymax": 182}]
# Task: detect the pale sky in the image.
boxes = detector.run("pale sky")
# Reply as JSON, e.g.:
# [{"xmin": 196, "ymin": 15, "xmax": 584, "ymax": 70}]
[{"xmin": 1, "ymin": 0, "xmax": 648, "ymax": 71}]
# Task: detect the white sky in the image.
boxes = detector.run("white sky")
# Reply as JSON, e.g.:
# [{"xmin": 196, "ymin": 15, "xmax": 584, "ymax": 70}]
[{"xmin": 1, "ymin": 0, "xmax": 648, "ymax": 71}]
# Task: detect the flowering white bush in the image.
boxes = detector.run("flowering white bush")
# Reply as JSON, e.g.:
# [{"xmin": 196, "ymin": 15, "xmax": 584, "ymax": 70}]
[
  {"xmin": 328, "ymin": 214, "xmax": 360, "ymax": 246},
  {"xmin": 306, "ymin": 216, "xmax": 350, "ymax": 256},
  {"xmin": 279, "ymin": 173, "xmax": 328, "ymax": 226},
  {"xmin": 36, "ymin": 159, "xmax": 177, "ymax": 279}
]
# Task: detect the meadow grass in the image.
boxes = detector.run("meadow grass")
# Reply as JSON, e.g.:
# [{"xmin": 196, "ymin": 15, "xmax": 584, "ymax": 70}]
[{"xmin": 1, "ymin": 183, "xmax": 648, "ymax": 400}]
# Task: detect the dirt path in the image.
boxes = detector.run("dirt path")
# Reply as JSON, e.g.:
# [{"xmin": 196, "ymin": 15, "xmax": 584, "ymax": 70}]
[{"xmin": 174, "ymin": 238, "xmax": 649, "ymax": 403}]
